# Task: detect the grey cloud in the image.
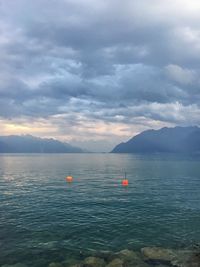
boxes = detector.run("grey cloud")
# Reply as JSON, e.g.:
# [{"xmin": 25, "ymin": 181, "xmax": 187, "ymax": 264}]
[{"xmin": 0, "ymin": 0, "xmax": 200, "ymax": 143}]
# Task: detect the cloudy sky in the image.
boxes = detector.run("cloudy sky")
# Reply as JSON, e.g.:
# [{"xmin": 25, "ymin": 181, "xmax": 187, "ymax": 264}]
[{"xmin": 0, "ymin": 0, "xmax": 200, "ymax": 151}]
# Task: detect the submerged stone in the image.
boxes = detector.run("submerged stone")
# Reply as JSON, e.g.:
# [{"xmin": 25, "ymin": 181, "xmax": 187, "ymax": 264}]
[
  {"xmin": 106, "ymin": 258, "xmax": 124, "ymax": 267},
  {"xmin": 68, "ymin": 264, "xmax": 83, "ymax": 267},
  {"xmin": 48, "ymin": 262, "xmax": 63, "ymax": 267},
  {"xmin": 171, "ymin": 250, "xmax": 200, "ymax": 267},
  {"xmin": 141, "ymin": 247, "xmax": 176, "ymax": 263},
  {"xmin": 117, "ymin": 249, "xmax": 138, "ymax": 261},
  {"xmin": 112, "ymin": 249, "xmax": 149, "ymax": 267},
  {"xmin": 83, "ymin": 257, "xmax": 105, "ymax": 267},
  {"xmin": 62, "ymin": 258, "xmax": 81, "ymax": 267},
  {"xmin": 141, "ymin": 247, "xmax": 200, "ymax": 267},
  {"xmin": 90, "ymin": 250, "xmax": 114, "ymax": 262}
]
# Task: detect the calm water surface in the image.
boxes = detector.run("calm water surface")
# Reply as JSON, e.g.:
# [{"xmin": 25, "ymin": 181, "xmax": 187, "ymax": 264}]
[{"xmin": 0, "ymin": 153, "xmax": 200, "ymax": 266}]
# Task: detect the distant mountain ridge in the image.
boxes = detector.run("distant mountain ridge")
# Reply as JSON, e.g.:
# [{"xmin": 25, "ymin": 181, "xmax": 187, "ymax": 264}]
[
  {"xmin": 0, "ymin": 135, "xmax": 84, "ymax": 153},
  {"xmin": 111, "ymin": 126, "xmax": 200, "ymax": 153}
]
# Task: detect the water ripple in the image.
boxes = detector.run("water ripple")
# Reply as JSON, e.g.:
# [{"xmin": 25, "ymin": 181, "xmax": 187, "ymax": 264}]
[{"xmin": 0, "ymin": 153, "xmax": 200, "ymax": 266}]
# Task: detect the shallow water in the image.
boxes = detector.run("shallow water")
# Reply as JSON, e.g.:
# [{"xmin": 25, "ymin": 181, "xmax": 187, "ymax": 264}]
[{"xmin": 0, "ymin": 153, "xmax": 200, "ymax": 266}]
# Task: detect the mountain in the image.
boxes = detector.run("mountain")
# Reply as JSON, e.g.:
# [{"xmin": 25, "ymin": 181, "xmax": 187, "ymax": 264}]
[
  {"xmin": 111, "ymin": 126, "xmax": 200, "ymax": 153},
  {"xmin": 0, "ymin": 135, "xmax": 84, "ymax": 153}
]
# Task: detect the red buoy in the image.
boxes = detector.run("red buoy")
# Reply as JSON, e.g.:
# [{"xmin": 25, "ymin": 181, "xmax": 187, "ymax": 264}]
[
  {"xmin": 122, "ymin": 172, "xmax": 129, "ymax": 186},
  {"xmin": 122, "ymin": 179, "xmax": 129, "ymax": 186}
]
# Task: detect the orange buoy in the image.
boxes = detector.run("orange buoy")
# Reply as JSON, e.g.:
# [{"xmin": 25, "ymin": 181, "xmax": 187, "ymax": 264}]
[
  {"xmin": 122, "ymin": 172, "xmax": 129, "ymax": 186},
  {"xmin": 66, "ymin": 175, "xmax": 73, "ymax": 182},
  {"xmin": 122, "ymin": 179, "xmax": 129, "ymax": 186}
]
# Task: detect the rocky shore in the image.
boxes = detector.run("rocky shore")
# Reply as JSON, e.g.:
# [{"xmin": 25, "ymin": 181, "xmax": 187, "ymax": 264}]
[{"xmin": 2, "ymin": 246, "xmax": 200, "ymax": 267}]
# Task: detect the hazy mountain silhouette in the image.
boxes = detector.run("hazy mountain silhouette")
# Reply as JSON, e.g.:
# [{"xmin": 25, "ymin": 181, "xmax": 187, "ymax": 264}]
[
  {"xmin": 0, "ymin": 135, "xmax": 84, "ymax": 153},
  {"xmin": 111, "ymin": 126, "xmax": 200, "ymax": 153}
]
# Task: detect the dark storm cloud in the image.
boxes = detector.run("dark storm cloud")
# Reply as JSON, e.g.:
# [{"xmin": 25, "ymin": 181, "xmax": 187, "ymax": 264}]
[{"xmin": 0, "ymin": 0, "xmax": 200, "ymax": 129}]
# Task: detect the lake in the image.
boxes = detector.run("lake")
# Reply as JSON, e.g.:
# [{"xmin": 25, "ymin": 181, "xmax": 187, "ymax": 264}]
[{"xmin": 0, "ymin": 153, "xmax": 200, "ymax": 267}]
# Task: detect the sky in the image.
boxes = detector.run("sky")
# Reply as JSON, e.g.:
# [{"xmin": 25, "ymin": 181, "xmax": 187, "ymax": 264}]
[{"xmin": 0, "ymin": 0, "xmax": 200, "ymax": 152}]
